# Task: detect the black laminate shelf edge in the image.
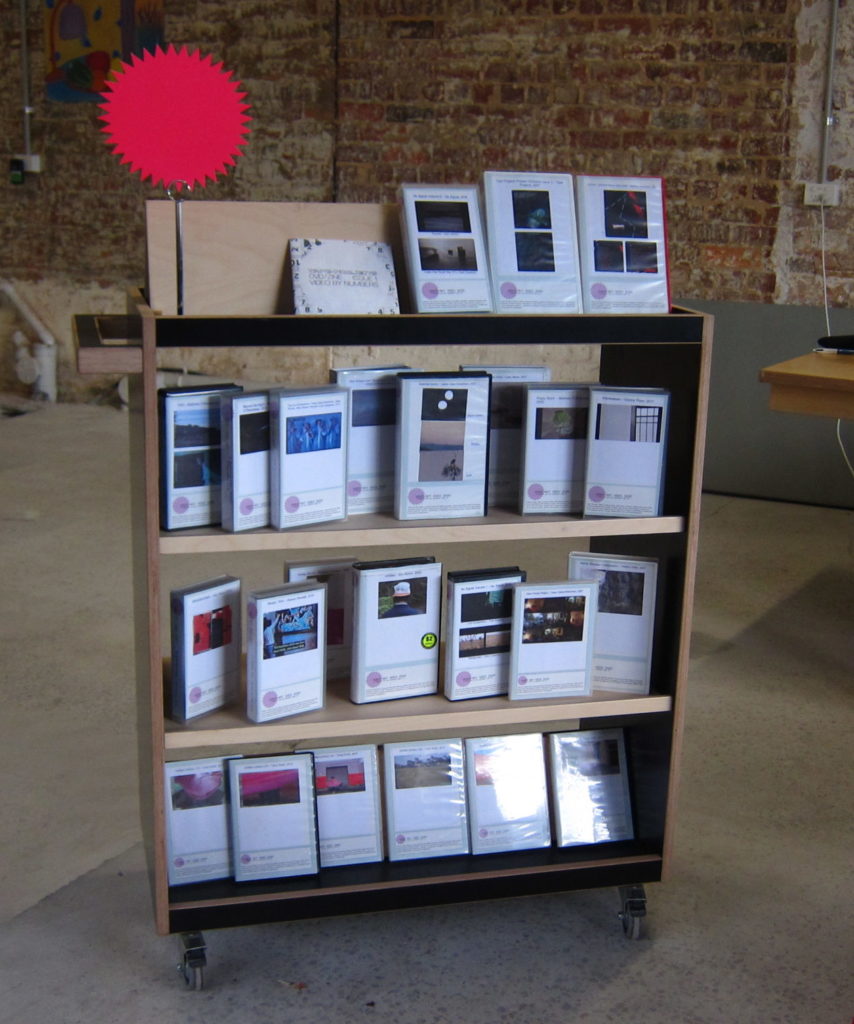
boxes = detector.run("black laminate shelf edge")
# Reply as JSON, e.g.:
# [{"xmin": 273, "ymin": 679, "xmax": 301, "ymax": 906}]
[{"xmin": 150, "ymin": 310, "xmax": 705, "ymax": 349}]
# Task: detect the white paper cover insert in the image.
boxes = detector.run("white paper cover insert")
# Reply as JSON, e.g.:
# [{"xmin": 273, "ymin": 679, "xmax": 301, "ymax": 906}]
[{"xmin": 383, "ymin": 738, "xmax": 469, "ymax": 860}]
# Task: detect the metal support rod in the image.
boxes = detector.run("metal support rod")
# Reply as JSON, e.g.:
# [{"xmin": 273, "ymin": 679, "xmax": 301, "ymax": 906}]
[
  {"xmin": 19, "ymin": 0, "xmax": 34, "ymax": 157},
  {"xmin": 167, "ymin": 181, "xmax": 190, "ymax": 316}
]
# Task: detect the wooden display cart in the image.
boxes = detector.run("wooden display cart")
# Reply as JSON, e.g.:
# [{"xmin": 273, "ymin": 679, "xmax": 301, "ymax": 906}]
[{"xmin": 77, "ymin": 202, "xmax": 712, "ymax": 988}]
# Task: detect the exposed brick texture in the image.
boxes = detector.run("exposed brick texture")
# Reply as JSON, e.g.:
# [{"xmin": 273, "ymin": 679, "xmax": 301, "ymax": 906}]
[{"xmin": 1, "ymin": 0, "xmax": 851, "ymax": 320}]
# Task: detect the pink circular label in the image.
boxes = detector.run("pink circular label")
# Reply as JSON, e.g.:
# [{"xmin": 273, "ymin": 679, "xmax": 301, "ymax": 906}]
[
  {"xmin": 408, "ymin": 488, "xmax": 425, "ymax": 505},
  {"xmin": 188, "ymin": 687, "xmax": 202, "ymax": 704},
  {"xmin": 263, "ymin": 691, "xmax": 278, "ymax": 708},
  {"xmin": 240, "ymin": 854, "xmax": 251, "ymax": 864},
  {"xmin": 396, "ymin": 834, "xmax": 406, "ymax": 845},
  {"xmin": 500, "ymin": 281, "xmax": 517, "ymax": 299},
  {"xmin": 367, "ymin": 672, "xmax": 382, "ymax": 688},
  {"xmin": 239, "ymin": 497, "xmax": 254, "ymax": 515},
  {"xmin": 174, "ymin": 857, "xmax": 185, "ymax": 867},
  {"xmin": 518, "ymin": 675, "xmax": 528, "ymax": 686},
  {"xmin": 479, "ymin": 827, "xmax": 488, "ymax": 838},
  {"xmin": 527, "ymin": 483, "xmax": 544, "ymax": 500},
  {"xmin": 456, "ymin": 671, "xmax": 471, "ymax": 687},
  {"xmin": 173, "ymin": 497, "xmax": 190, "ymax": 514},
  {"xmin": 591, "ymin": 283, "xmax": 608, "ymax": 299},
  {"xmin": 347, "ymin": 479, "xmax": 362, "ymax": 497},
  {"xmin": 285, "ymin": 496, "xmax": 300, "ymax": 513},
  {"xmin": 588, "ymin": 486, "xmax": 606, "ymax": 503},
  {"xmin": 422, "ymin": 282, "xmax": 439, "ymax": 300}
]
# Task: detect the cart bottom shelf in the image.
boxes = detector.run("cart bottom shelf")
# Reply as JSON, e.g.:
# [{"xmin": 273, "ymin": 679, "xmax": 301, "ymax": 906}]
[{"xmin": 166, "ymin": 843, "xmax": 663, "ymax": 933}]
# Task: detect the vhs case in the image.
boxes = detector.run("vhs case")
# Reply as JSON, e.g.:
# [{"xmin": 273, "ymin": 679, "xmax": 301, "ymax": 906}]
[
  {"xmin": 159, "ymin": 384, "xmax": 242, "ymax": 530},
  {"xmin": 444, "ymin": 566, "xmax": 526, "ymax": 700},
  {"xmin": 464, "ymin": 734, "xmax": 551, "ymax": 854},
  {"xmin": 584, "ymin": 386, "xmax": 670, "ymax": 518},
  {"xmin": 460, "ymin": 364, "xmax": 551, "ymax": 509},
  {"xmin": 568, "ymin": 551, "xmax": 658, "ymax": 695},
  {"xmin": 482, "ymin": 171, "xmax": 583, "ymax": 314},
  {"xmin": 286, "ymin": 555, "xmax": 356, "ymax": 682},
  {"xmin": 398, "ymin": 183, "xmax": 493, "ymax": 313},
  {"xmin": 520, "ymin": 383, "xmax": 590, "ymax": 515},
  {"xmin": 395, "ymin": 372, "xmax": 491, "ymax": 520},
  {"xmin": 229, "ymin": 754, "xmax": 319, "ymax": 882},
  {"xmin": 164, "ymin": 756, "xmax": 235, "ymax": 886},
  {"xmin": 170, "ymin": 575, "xmax": 241, "ymax": 722},
  {"xmin": 246, "ymin": 582, "xmax": 327, "ymax": 723},
  {"xmin": 330, "ymin": 365, "xmax": 410, "ymax": 515},
  {"xmin": 351, "ymin": 558, "xmax": 443, "ymax": 704},
  {"xmin": 299, "ymin": 744, "xmax": 384, "ymax": 867},
  {"xmin": 509, "ymin": 580, "xmax": 598, "ymax": 699},
  {"xmin": 548, "ymin": 729, "xmax": 634, "ymax": 846},
  {"xmin": 289, "ymin": 237, "xmax": 400, "ymax": 315},
  {"xmin": 269, "ymin": 386, "xmax": 348, "ymax": 529},
  {"xmin": 575, "ymin": 174, "xmax": 670, "ymax": 314},
  {"xmin": 220, "ymin": 390, "xmax": 271, "ymax": 532},
  {"xmin": 383, "ymin": 738, "xmax": 469, "ymax": 860}
]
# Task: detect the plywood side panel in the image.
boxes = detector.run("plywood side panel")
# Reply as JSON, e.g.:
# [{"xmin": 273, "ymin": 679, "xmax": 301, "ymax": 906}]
[{"xmin": 146, "ymin": 201, "xmax": 404, "ymax": 316}]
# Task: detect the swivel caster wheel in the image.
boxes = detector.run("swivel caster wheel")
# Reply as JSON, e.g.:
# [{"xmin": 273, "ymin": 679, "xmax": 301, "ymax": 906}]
[
  {"xmin": 618, "ymin": 884, "xmax": 648, "ymax": 940},
  {"xmin": 177, "ymin": 931, "xmax": 207, "ymax": 990}
]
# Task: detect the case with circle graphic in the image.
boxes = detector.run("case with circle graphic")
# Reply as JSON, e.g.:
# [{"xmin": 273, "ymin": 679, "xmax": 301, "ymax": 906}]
[
  {"xmin": 246, "ymin": 582, "xmax": 327, "ymax": 723},
  {"xmin": 351, "ymin": 558, "xmax": 442, "ymax": 704},
  {"xmin": 444, "ymin": 566, "xmax": 526, "ymax": 700},
  {"xmin": 394, "ymin": 372, "xmax": 491, "ymax": 520}
]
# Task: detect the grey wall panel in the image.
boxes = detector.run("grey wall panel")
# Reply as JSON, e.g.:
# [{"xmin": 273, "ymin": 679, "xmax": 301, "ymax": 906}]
[{"xmin": 678, "ymin": 299, "xmax": 854, "ymax": 509}]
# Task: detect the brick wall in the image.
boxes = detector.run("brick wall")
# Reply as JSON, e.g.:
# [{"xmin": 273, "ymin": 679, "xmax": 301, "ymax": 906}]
[{"xmin": 0, "ymin": 0, "xmax": 851, "ymax": 397}]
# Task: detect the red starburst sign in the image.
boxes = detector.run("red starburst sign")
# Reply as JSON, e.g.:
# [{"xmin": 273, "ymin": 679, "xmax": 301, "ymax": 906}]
[{"xmin": 99, "ymin": 45, "xmax": 252, "ymax": 189}]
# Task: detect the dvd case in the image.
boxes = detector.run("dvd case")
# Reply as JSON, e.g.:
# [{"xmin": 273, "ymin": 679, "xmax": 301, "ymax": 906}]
[
  {"xmin": 508, "ymin": 580, "xmax": 598, "ymax": 700},
  {"xmin": 170, "ymin": 575, "xmax": 241, "ymax": 722},
  {"xmin": 299, "ymin": 744, "xmax": 384, "ymax": 867},
  {"xmin": 329, "ymin": 365, "xmax": 410, "ymax": 515},
  {"xmin": 350, "ymin": 557, "xmax": 442, "ymax": 704},
  {"xmin": 394, "ymin": 371, "xmax": 491, "ymax": 520},
  {"xmin": 269, "ymin": 386, "xmax": 348, "ymax": 529},
  {"xmin": 383, "ymin": 737, "xmax": 469, "ymax": 860},
  {"xmin": 246, "ymin": 582, "xmax": 326, "ymax": 722},
  {"xmin": 460, "ymin": 364, "xmax": 551, "ymax": 509},
  {"xmin": 228, "ymin": 754, "xmax": 319, "ymax": 881},
  {"xmin": 583, "ymin": 386, "xmax": 670, "ymax": 518},
  {"xmin": 519, "ymin": 383, "xmax": 590, "ymax": 514},
  {"xmin": 548, "ymin": 729, "xmax": 634, "ymax": 846},
  {"xmin": 164, "ymin": 756, "xmax": 236, "ymax": 885},
  {"xmin": 574, "ymin": 175, "xmax": 670, "ymax": 314},
  {"xmin": 158, "ymin": 383, "xmax": 242, "ymax": 530},
  {"xmin": 220, "ymin": 390, "xmax": 270, "ymax": 532},
  {"xmin": 568, "ymin": 551, "xmax": 658, "ymax": 694},
  {"xmin": 398, "ymin": 183, "xmax": 493, "ymax": 313},
  {"xmin": 464, "ymin": 734, "xmax": 551, "ymax": 854},
  {"xmin": 289, "ymin": 237, "xmax": 400, "ymax": 315},
  {"xmin": 482, "ymin": 171, "xmax": 583, "ymax": 314},
  {"xmin": 444, "ymin": 566, "xmax": 526, "ymax": 700},
  {"xmin": 286, "ymin": 556, "xmax": 356, "ymax": 681}
]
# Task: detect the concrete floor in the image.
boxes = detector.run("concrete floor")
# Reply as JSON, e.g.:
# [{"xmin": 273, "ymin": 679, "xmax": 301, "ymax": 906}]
[{"xmin": 0, "ymin": 402, "xmax": 851, "ymax": 1023}]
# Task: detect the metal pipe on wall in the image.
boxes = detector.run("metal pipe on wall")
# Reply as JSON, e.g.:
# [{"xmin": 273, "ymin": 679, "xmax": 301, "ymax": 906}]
[{"xmin": 820, "ymin": 0, "xmax": 841, "ymax": 182}]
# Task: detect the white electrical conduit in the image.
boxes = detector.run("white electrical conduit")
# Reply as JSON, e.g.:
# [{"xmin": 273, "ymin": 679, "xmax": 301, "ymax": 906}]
[{"xmin": 0, "ymin": 279, "xmax": 57, "ymax": 401}]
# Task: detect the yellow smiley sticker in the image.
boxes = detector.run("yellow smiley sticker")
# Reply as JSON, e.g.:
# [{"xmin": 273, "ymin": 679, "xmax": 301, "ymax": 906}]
[{"xmin": 421, "ymin": 632, "xmax": 438, "ymax": 650}]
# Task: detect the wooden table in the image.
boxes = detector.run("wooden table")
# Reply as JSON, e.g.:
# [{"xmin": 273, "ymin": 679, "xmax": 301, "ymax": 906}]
[{"xmin": 759, "ymin": 351, "xmax": 854, "ymax": 419}]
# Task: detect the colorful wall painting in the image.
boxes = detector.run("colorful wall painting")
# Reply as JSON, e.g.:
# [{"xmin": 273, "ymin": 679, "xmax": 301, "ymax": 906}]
[{"xmin": 44, "ymin": 0, "xmax": 164, "ymax": 102}]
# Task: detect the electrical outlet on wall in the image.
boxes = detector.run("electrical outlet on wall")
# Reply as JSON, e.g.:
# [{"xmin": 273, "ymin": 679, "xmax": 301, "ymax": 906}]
[
  {"xmin": 803, "ymin": 182, "xmax": 841, "ymax": 206},
  {"xmin": 12, "ymin": 154, "xmax": 43, "ymax": 174}
]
